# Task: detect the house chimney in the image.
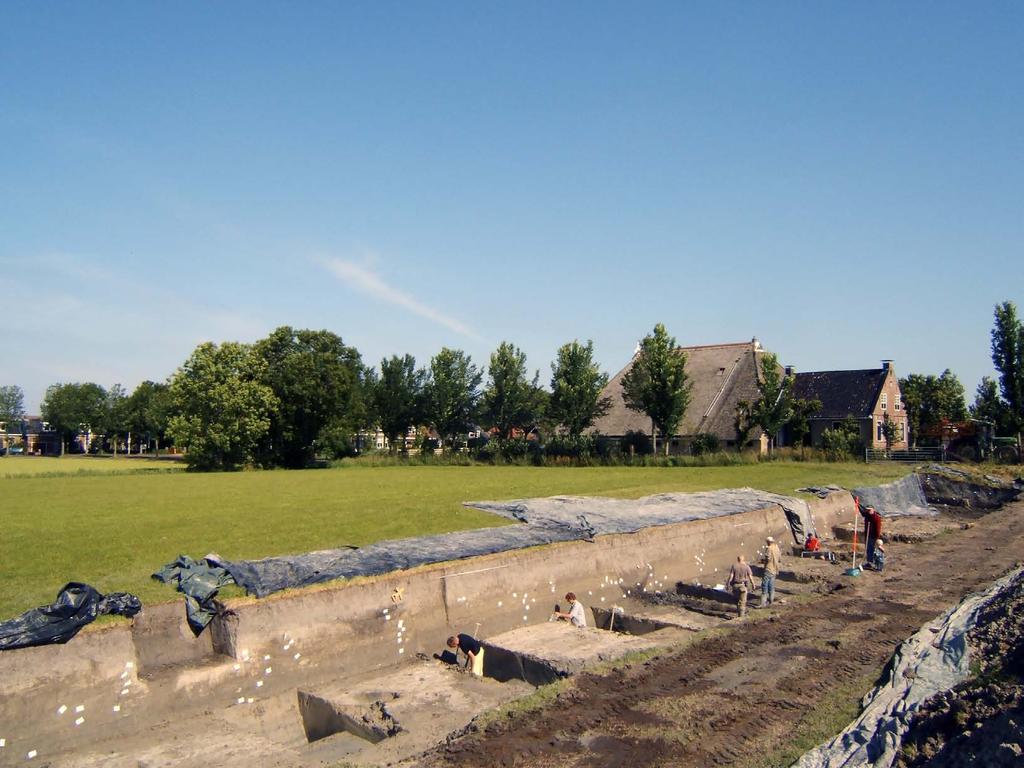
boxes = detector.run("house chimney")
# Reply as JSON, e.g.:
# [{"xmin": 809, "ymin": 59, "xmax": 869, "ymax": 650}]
[
  {"xmin": 784, "ymin": 365, "xmax": 795, "ymax": 376},
  {"xmin": 752, "ymin": 337, "xmax": 762, "ymax": 351},
  {"xmin": 881, "ymin": 360, "xmax": 893, "ymax": 372}
]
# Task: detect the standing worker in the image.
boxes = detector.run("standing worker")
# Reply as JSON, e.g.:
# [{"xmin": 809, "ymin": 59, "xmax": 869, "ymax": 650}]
[
  {"xmin": 859, "ymin": 504, "xmax": 884, "ymax": 566},
  {"xmin": 726, "ymin": 555, "xmax": 755, "ymax": 618},
  {"xmin": 759, "ymin": 536, "xmax": 782, "ymax": 608},
  {"xmin": 554, "ymin": 592, "xmax": 588, "ymax": 627},
  {"xmin": 446, "ymin": 632, "xmax": 485, "ymax": 676}
]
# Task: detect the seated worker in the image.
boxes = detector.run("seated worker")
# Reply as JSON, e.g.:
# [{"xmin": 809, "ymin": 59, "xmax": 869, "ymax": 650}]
[
  {"xmin": 804, "ymin": 532, "xmax": 821, "ymax": 552},
  {"xmin": 445, "ymin": 633, "xmax": 485, "ymax": 676},
  {"xmin": 872, "ymin": 539, "xmax": 886, "ymax": 572},
  {"xmin": 554, "ymin": 592, "xmax": 587, "ymax": 627}
]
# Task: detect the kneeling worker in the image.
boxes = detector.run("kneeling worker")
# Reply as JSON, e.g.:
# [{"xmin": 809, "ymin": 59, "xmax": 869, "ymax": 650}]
[
  {"xmin": 446, "ymin": 633, "xmax": 485, "ymax": 676},
  {"xmin": 554, "ymin": 592, "xmax": 587, "ymax": 627}
]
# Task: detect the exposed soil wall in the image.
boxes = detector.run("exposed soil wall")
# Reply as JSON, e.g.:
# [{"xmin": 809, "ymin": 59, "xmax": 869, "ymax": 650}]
[
  {"xmin": 0, "ymin": 491, "xmax": 849, "ymax": 714},
  {"xmin": 918, "ymin": 468, "xmax": 1022, "ymax": 510}
]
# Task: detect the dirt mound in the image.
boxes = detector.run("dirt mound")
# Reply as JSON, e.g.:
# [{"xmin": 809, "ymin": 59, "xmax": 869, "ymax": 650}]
[
  {"xmin": 918, "ymin": 467, "xmax": 1022, "ymax": 511},
  {"xmin": 894, "ymin": 569, "xmax": 1024, "ymax": 767}
]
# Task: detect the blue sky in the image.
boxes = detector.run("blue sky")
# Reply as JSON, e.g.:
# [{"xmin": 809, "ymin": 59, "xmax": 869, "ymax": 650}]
[{"xmin": 2, "ymin": 3, "xmax": 1022, "ymax": 413}]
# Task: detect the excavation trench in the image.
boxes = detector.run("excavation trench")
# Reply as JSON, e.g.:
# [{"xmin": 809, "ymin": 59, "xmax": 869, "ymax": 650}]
[{"xmin": 4, "ymin": 475, "xmax": 998, "ymax": 768}]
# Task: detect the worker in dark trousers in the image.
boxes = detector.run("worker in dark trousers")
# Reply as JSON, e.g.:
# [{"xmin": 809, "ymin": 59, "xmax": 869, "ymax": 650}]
[{"xmin": 860, "ymin": 504, "xmax": 883, "ymax": 566}]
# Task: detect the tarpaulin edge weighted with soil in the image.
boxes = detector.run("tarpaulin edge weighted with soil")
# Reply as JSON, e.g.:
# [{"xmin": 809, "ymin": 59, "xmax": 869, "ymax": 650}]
[{"xmin": 218, "ymin": 488, "xmax": 817, "ymax": 598}]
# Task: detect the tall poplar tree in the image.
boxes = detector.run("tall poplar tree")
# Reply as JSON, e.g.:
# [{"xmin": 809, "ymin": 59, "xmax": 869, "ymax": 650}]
[
  {"xmin": 548, "ymin": 340, "xmax": 610, "ymax": 438},
  {"xmin": 621, "ymin": 323, "xmax": 691, "ymax": 455},
  {"xmin": 750, "ymin": 352, "xmax": 793, "ymax": 455},
  {"xmin": 482, "ymin": 342, "xmax": 544, "ymax": 440},
  {"xmin": 373, "ymin": 354, "xmax": 425, "ymax": 453},
  {"xmin": 423, "ymin": 348, "xmax": 482, "ymax": 452},
  {"xmin": 991, "ymin": 301, "xmax": 1024, "ymax": 454}
]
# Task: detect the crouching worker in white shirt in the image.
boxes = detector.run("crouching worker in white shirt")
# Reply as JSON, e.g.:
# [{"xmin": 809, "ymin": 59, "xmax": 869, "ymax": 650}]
[{"xmin": 554, "ymin": 592, "xmax": 587, "ymax": 627}]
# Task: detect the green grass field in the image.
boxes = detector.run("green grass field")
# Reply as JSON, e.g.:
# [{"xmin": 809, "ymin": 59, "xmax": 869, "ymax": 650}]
[
  {"xmin": 0, "ymin": 460, "xmax": 911, "ymax": 618},
  {"xmin": 0, "ymin": 455, "xmax": 183, "ymax": 478}
]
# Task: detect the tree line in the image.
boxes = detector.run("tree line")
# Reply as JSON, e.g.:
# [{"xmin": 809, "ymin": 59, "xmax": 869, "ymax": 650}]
[
  {"xmin": 3, "ymin": 302, "xmax": 1021, "ymax": 469},
  {"xmin": 898, "ymin": 302, "xmax": 1024, "ymax": 453},
  {"xmin": 16, "ymin": 327, "xmax": 616, "ymax": 470}
]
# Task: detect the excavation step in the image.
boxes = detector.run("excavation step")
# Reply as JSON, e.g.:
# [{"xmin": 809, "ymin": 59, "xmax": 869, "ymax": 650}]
[
  {"xmin": 295, "ymin": 660, "xmax": 531, "ymax": 764},
  {"xmin": 481, "ymin": 622, "xmax": 674, "ymax": 686}
]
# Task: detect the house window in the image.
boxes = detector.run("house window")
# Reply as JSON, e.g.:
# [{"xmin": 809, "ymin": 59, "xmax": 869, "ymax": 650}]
[
  {"xmin": 895, "ymin": 396, "xmax": 901, "ymax": 411},
  {"xmin": 881, "ymin": 393, "xmax": 888, "ymax": 411},
  {"xmin": 877, "ymin": 420, "xmax": 884, "ymax": 441}
]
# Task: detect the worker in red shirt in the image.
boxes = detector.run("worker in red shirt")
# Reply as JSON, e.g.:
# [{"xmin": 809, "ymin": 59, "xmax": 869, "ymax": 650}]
[{"xmin": 859, "ymin": 504, "xmax": 883, "ymax": 566}]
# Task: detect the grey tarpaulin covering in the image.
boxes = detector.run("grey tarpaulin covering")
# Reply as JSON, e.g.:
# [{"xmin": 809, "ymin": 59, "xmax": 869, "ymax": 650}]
[
  {"xmin": 852, "ymin": 474, "xmax": 935, "ymax": 518},
  {"xmin": 794, "ymin": 566, "xmax": 1024, "ymax": 768},
  {"xmin": 0, "ymin": 583, "xmax": 142, "ymax": 651},
  {"xmin": 221, "ymin": 488, "xmax": 813, "ymax": 598}
]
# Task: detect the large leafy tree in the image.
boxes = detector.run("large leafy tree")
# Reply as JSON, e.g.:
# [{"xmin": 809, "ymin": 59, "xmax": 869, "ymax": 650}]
[
  {"xmin": 167, "ymin": 342, "xmax": 278, "ymax": 471},
  {"xmin": 423, "ymin": 348, "xmax": 482, "ymax": 452},
  {"xmin": 787, "ymin": 396, "xmax": 822, "ymax": 453},
  {"xmin": 0, "ymin": 385, "xmax": 25, "ymax": 426},
  {"xmin": 103, "ymin": 384, "xmax": 129, "ymax": 451},
  {"xmin": 123, "ymin": 381, "xmax": 174, "ymax": 451},
  {"xmin": 621, "ymin": 323, "xmax": 691, "ymax": 455},
  {"xmin": 899, "ymin": 370, "xmax": 967, "ymax": 446},
  {"xmin": 750, "ymin": 352, "xmax": 794, "ymax": 454},
  {"xmin": 548, "ymin": 340, "xmax": 610, "ymax": 439},
  {"xmin": 482, "ymin": 342, "xmax": 544, "ymax": 440},
  {"xmin": 40, "ymin": 382, "xmax": 108, "ymax": 453},
  {"xmin": 970, "ymin": 376, "xmax": 1012, "ymax": 435},
  {"xmin": 935, "ymin": 370, "xmax": 968, "ymax": 423},
  {"xmin": 991, "ymin": 301, "xmax": 1024, "ymax": 452},
  {"xmin": 373, "ymin": 354, "xmax": 425, "ymax": 453},
  {"xmin": 733, "ymin": 400, "xmax": 755, "ymax": 452},
  {"xmin": 255, "ymin": 327, "xmax": 369, "ymax": 467}
]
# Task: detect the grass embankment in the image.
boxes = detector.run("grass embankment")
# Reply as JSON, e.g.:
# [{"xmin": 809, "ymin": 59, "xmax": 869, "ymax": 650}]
[
  {"xmin": 0, "ymin": 461, "xmax": 909, "ymax": 618},
  {"xmin": 0, "ymin": 454, "xmax": 183, "ymax": 479}
]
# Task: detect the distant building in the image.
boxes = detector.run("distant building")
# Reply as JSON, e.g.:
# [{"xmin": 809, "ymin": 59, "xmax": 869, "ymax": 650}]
[
  {"xmin": 0, "ymin": 416, "xmax": 63, "ymax": 455},
  {"xmin": 591, "ymin": 339, "xmax": 773, "ymax": 453},
  {"xmin": 790, "ymin": 361, "xmax": 909, "ymax": 450}
]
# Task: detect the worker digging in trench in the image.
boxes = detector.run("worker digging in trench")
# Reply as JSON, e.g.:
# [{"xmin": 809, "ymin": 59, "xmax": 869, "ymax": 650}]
[
  {"xmin": 437, "ymin": 632, "xmax": 485, "ymax": 676},
  {"xmin": 553, "ymin": 592, "xmax": 588, "ymax": 627}
]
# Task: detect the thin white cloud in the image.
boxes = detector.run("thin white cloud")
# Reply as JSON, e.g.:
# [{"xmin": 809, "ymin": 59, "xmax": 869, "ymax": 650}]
[{"xmin": 318, "ymin": 256, "xmax": 481, "ymax": 340}]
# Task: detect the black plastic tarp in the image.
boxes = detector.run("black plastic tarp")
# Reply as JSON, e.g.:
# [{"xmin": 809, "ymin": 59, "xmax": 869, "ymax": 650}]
[
  {"xmin": 0, "ymin": 583, "xmax": 141, "ymax": 651},
  {"xmin": 152, "ymin": 555, "xmax": 235, "ymax": 636},
  {"xmin": 220, "ymin": 488, "xmax": 815, "ymax": 598}
]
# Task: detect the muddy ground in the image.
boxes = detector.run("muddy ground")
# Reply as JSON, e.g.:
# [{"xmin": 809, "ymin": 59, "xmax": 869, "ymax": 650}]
[{"xmin": 417, "ymin": 501, "xmax": 1024, "ymax": 768}]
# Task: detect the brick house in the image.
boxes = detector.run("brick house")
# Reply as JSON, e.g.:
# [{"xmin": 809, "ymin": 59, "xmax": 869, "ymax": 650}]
[{"xmin": 790, "ymin": 361, "xmax": 909, "ymax": 450}]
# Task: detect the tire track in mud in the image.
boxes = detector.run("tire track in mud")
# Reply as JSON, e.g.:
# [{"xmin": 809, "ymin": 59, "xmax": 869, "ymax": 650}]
[{"xmin": 420, "ymin": 503, "xmax": 1024, "ymax": 768}]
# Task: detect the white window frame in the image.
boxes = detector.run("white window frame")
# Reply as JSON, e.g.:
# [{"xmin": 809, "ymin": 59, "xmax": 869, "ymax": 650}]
[{"xmin": 881, "ymin": 392, "xmax": 888, "ymax": 411}]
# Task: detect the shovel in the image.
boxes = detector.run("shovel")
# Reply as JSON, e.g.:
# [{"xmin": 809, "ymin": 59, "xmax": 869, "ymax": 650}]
[{"xmin": 845, "ymin": 498, "xmax": 862, "ymax": 577}]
